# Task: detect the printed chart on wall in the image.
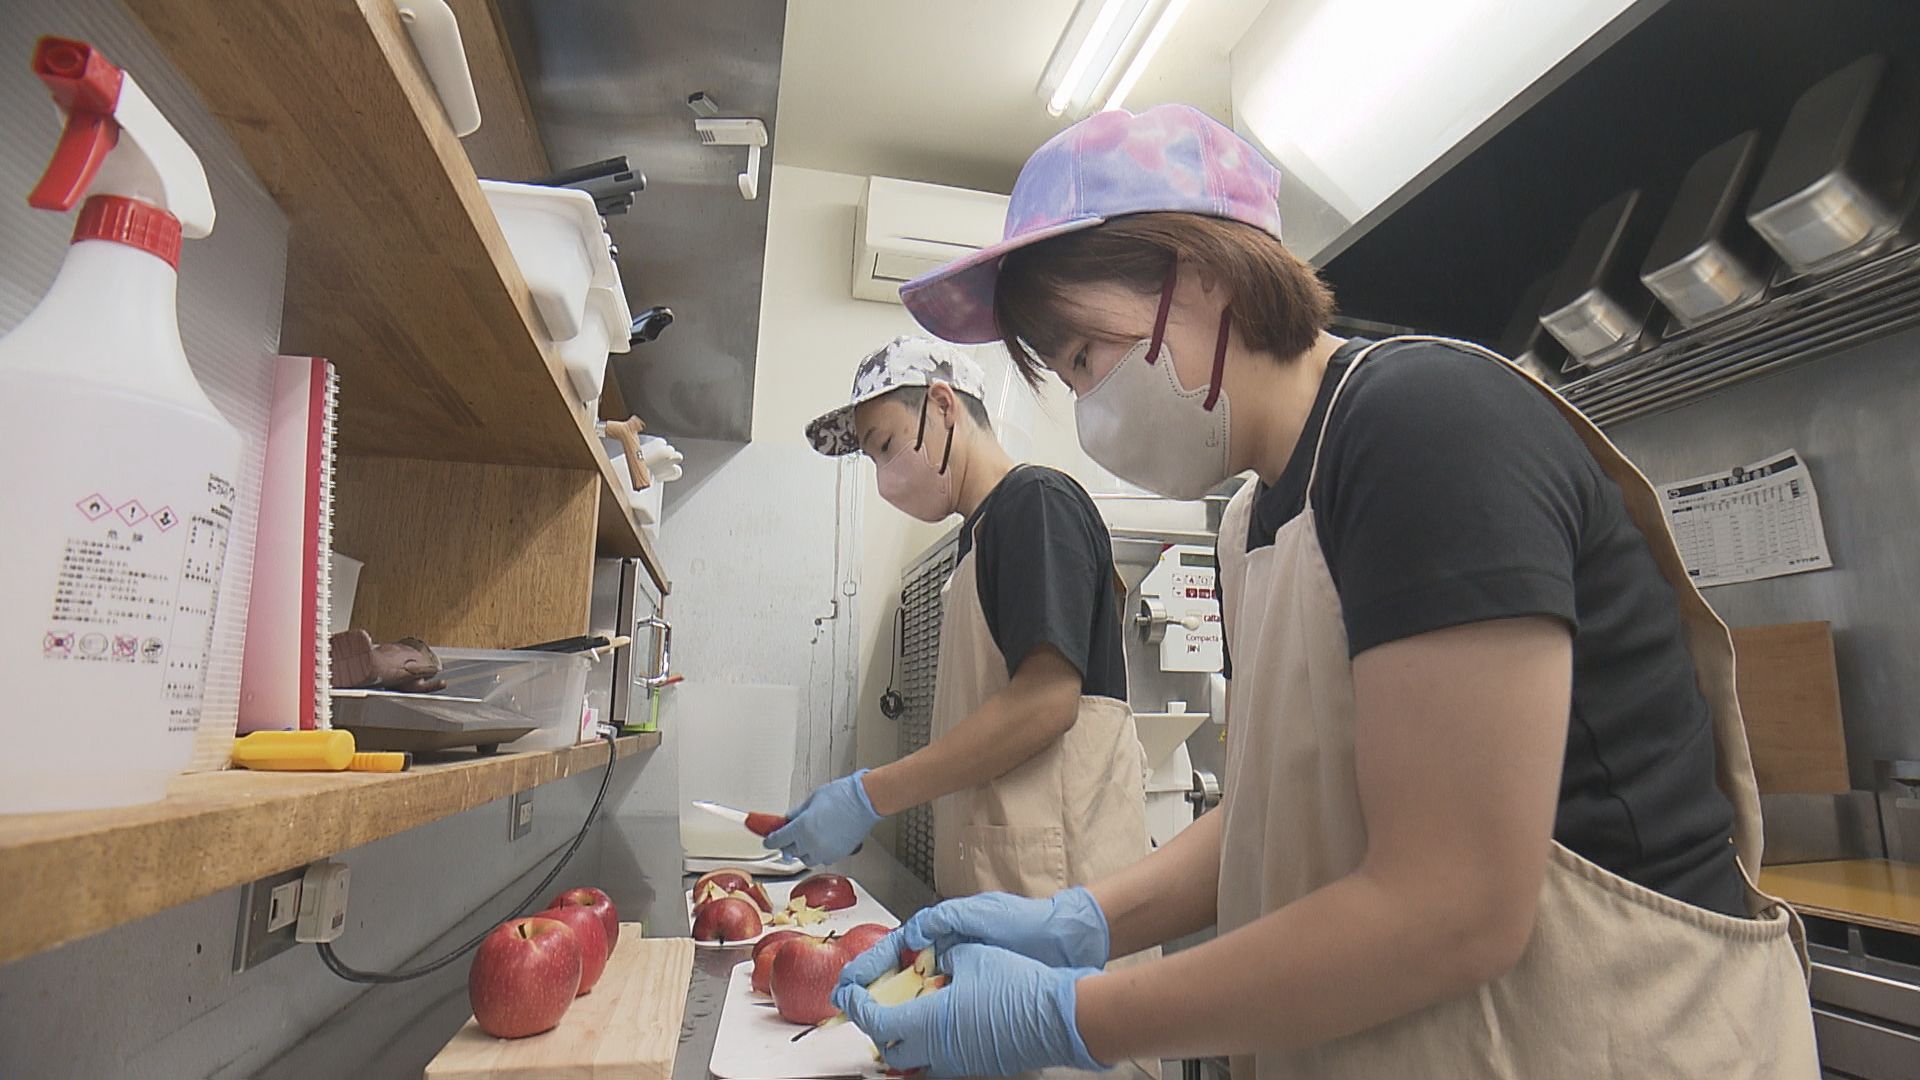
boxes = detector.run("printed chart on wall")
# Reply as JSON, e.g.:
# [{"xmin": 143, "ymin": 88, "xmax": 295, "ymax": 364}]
[{"xmin": 1659, "ymin": 449, "xmax": 1832, "ymax": 588}]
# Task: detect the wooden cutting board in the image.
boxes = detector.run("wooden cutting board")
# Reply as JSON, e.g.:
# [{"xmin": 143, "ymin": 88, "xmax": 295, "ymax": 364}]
[
  {"xmin": 1731, "ymin": 621, "xmax": 1848, "ymax": 794},
  {"xmin": 1759, "ymin": 860, "xmax": 1920, "ymax": 936},
  {"xmin": 427, "ymin": 931, "xmax": 694, "ymax": 1080}
]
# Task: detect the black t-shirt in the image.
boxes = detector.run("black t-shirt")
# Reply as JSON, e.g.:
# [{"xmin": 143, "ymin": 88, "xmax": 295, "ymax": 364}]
[
  {"xmin": 958, "ymin": 466, "xmax": 1128, "ymax": 701},
  {"xmin": 1219, "ymin": 338, "xmax": 1747, "ymax": 917}
]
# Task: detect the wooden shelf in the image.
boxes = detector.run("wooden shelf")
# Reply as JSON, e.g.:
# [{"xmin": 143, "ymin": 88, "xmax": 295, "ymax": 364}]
[
  {"xmin": 0, "ymin": 732, "xmax": 659, "ymax": 968},
  {"xmin": 120, "ymin": 0, "xmax": 667, "ymax": 590},
  {"xmin": 1760, "ymin": 859, "xmax": 1920, "ymax": 938}
]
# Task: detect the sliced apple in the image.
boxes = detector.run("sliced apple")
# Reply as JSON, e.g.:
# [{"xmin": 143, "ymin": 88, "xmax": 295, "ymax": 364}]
[
  {"xmin": 771, "ymin": 897, "xmax": 829, "ymax": 927},
  {"xmin": 819, "ymin": 946, "xmax": 943, "ymax": 1031}
]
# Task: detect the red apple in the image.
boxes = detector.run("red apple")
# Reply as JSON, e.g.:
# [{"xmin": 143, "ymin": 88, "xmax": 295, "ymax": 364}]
[
  {"xmin": 750, "ymin": 930, "xmax": 808, "ymax": 994},
  {"xmin": 837, "ymin": 923, "xmax": 891, "ymax": 962},
  {"xmin": 539, "ymin": 903, "xmax": 609, "ymax": 995},
  {"xmin": 692, "ymin": 896, "xmax": 764, "ymax": 944},
  {"xmin": 770, "ymin": 934, "xmax": 850, "ymax": 1025},
  {"xmin": 468, "ymin": 917, "xmax": 582, "ymax": 1038},
  {"xmin": 745, "ymin": 811, "xmax": 789, "ymax": 837},
  {"xmin": 693, "ymin": 868, "xmax": 755, "ymax": 893},
  {"xmin": 790, "ymin": 873, "xmax": 857, "ymax": 912},
  {"xmin": 694, "ymin": 869, "xmax": 774, "ymax": 913},
  {"xmin": 547, "ymin": 887, "xmax": 619, "ymax": 951}
]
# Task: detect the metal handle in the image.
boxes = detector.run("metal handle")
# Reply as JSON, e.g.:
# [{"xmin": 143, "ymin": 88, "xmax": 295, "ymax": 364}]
[
  {"xmin": 637, "ymin": 615, "xmax": 673, "ymax": 688},
  {"xmin": 1186, "ymin": 768, "xmax": 1221, "ymax": 816}
]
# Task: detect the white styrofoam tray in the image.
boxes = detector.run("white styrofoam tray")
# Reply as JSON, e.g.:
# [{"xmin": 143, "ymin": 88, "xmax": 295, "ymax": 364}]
[
  {"xmin": 687, "ymin": 876, "xmax": 898, "ymax": 950},
  {"xmin": 708, "ymin": 960, "xmax": 890, "ymax": 1080},
  {"xmin": 686, "ymin": 852, "xmax": 807, "ymax": 878}
]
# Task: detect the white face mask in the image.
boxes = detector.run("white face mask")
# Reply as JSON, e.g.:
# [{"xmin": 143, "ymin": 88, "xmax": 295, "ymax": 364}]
[
  {"xmin": 1072, "ymin": 269, "xmax": 1233, "ymax": 500},
  {"xmin": 874, "ymin": 397, "xmax": 956, "ymax": 523}
]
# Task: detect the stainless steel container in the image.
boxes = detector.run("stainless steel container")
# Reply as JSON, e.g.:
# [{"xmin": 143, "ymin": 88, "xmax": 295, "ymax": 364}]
[
  {"xmin": 1642, "ymin": 131, "xmax": 1773, "ymax": 328},
  {"xmin": 1748, "ymin": 54, "xmax": 1920, "ymax": 276},
  {"xmin": 1499, "ymin": 270, "xmax": 1572, "ymax": 386},
  {"xmin": 1542, "ymin": 190, "xmax": 1657, "ymax": 368}
]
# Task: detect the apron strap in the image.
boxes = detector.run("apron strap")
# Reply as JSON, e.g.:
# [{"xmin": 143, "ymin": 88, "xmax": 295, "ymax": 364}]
[{"xmin": 1302, "ymin": 339, "xmax": 1393, "ymax": 499}]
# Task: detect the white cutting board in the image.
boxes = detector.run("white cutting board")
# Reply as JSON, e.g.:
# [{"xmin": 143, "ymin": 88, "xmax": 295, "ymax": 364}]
[
  {"xmin": 687, "ymin": 877, "xmax": 898, "ymax": 949},
  {"xmin": 708, "ymin": 960, "xmax": 889, "ymax": 1080}
]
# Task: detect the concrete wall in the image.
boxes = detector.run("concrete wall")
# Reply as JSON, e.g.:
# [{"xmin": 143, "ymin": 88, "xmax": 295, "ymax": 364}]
[{"xmin": 1609, "ymin": 329, "xmax": 1920, "ymax": 784}]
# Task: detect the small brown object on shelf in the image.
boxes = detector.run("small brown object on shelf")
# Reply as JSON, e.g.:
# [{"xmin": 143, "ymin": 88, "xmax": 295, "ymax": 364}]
[
  {"xmin": 602, "ymin": 416, "xmax": 652, "ymax": 491},
  {"xmin": 329, "ymin": 629, "xmax": 446, "ymax": 693}
]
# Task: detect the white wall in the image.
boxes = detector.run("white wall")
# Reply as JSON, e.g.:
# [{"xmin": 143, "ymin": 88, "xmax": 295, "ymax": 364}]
[{"xmin": 748, "ymin": 164, "xmax": 1112, "ymax": 848}]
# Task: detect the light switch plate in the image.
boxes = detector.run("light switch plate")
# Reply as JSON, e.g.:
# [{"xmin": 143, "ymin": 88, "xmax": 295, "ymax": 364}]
[{"xmin": 233, "ymin": 866, "xmax": 307, "ymax": 973}]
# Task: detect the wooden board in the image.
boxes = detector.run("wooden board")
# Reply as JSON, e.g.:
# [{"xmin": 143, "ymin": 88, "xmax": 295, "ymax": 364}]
[
  {"xmin": 119, "ymin": 0, "xmax": 666, "ymax": 583},
  {"xmin": 335, "ymin": 456, "xmax": 598, "ymax": 649},
  {"xmin": 0, "ymin": 733, "xmax": 657, "ymax": 968},
  {"xmin": 1731, "ymin": 621, "xmax": 1849, "ymax": 794},
  {"xmin": 428, "ymin": 934, "xmax": 695, "ymax": 1080},
  {"xmin": 1760, "ymin": 859, "xmax": 1920, "ymax": 937}
]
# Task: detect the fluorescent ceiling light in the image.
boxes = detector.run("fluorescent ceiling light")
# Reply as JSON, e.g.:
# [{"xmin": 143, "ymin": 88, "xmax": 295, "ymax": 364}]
[
  {"xmin": 1232, "ymin": 0, "xmax": 1636, "ymax": 224},
  {"xmin": 1039, "ymin": 0, "xmax": 1185, "ymax": 119},
  {"xmin": 1102, "ymin": 0, "xmax": 1191, "ymax": 113}
]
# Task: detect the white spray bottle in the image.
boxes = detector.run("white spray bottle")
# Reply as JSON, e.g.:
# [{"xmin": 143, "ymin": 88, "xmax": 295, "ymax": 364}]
[{"xmin": 0, "ymin": 37, "xmax": 240, "ymax": 813}]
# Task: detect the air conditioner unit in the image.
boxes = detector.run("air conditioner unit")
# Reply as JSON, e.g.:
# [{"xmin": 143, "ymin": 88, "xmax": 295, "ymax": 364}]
[{"xmin": 853, "ymin": 177, "xmax": 1009, "ymax": 304}]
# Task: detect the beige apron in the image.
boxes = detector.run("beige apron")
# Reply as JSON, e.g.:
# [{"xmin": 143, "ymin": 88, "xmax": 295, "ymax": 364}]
[
  {"xmin": 929, "ymin": 517, "xmax": 1151, "ymax": 900},
  {"xmin": 927, "ymin": 510, "xmax": 1160, "ymax": 1080},
  {"xmin": 1214, "ymin": 337, "xmax": 1819, "ymax": 1080}
]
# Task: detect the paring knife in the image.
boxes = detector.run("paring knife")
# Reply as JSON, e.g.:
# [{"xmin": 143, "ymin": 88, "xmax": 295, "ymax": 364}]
[{"xmin": 692, "ymin": 800, "xmax": 788, "ymax": 837}]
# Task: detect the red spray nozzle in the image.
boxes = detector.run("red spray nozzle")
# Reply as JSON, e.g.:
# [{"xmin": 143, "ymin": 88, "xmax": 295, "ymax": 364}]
[{"xmin": 28, "ymin": 36, "xmax": 126, "ymax": 212}]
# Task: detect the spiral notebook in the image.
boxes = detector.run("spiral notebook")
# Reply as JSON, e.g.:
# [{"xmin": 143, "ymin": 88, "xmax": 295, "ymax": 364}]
[{"xmin": 237, "ymin": 356, "xmax": 338, "ymax": 732}]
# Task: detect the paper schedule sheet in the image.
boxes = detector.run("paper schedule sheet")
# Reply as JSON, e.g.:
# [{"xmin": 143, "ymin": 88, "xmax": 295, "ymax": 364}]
[{"xmin": 1659, "ymin": 449, "xmax": 1832, "ymax": 588}]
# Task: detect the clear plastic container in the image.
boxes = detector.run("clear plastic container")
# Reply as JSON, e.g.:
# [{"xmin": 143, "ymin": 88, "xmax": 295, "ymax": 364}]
[{"xmin": 434, "ymin": 646, "xmax": 592, "ymax": 751}]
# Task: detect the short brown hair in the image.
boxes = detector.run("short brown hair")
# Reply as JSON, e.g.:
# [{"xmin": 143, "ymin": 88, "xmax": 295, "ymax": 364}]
[{"xmin": 993, "ymin": 212, "xmax": 1335, "ymax": 385}]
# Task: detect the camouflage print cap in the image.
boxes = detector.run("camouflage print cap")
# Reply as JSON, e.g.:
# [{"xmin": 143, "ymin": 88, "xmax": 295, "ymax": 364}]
[{"xmin": 805, "ymin": 335, "xmax": 989, "ymax": 456}]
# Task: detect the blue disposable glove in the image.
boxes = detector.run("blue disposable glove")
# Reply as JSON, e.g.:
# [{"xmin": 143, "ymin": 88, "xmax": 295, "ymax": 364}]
[
  {"xmin": 837, "ymin": 888, "xmax": 1110, "ymax": 990},
  {"xmin": 835, "ymin": 943, "xmax": 1106, "ymax": 1077},
  {"xmin": 764, "ymin": 770, "xmax": 882, "ymax": 867}
]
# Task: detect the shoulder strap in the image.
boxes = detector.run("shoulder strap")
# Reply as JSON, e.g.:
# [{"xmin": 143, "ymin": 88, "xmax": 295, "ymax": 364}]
[{"xmin": 1302, "ymin": 335, "xmax": 1514, "ymax": 498}]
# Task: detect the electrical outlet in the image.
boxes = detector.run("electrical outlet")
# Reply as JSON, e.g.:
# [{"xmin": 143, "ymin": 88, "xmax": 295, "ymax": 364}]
[
  {"xmin": 233, "ymin": 867, "xmax": 306, "ymax": 973},
  {"xmin": 509, "ymin": 792, "xmax": 533, "ymax": 841}
]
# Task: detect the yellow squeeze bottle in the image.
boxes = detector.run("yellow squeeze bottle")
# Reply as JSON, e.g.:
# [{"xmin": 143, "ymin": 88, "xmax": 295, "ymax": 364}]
[{"xmin": 232, "ymin": 730, "xmax": 355, "ymax": 771}]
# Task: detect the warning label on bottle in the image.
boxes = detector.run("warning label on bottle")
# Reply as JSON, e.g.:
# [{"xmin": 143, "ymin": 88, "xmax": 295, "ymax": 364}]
[{"xmin": 46, "ymin": 476, "xmax": 233, "ymax": 734}]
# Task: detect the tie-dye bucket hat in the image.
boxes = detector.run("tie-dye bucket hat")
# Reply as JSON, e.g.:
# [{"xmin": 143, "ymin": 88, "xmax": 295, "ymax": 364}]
[{"xmin": 900, "ymin": 104, "xmax": 1286, "ymax": 345}]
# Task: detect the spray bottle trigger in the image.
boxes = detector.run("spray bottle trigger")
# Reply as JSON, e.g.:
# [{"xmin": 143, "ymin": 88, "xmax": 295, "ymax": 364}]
[
  {"xmin": 28, "ymin": 111, "xmax": 118, "ymax": 212},
  {"xmin": 28, "ymin": 38, "xmax": 127, "ymax": 213}
]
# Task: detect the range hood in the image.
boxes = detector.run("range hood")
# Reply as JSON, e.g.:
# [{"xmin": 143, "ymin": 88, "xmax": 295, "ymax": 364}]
[
  {"xmin": 1230, "ymin": 0, "xmax": 1646, "ymax": 263},
  {"xmin": 497, "ymin": 0, "xmax": 786, "ymax": 442}
]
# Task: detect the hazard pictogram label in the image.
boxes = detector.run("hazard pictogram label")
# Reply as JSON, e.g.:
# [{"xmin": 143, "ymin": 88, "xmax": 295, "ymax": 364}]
[
  {"xmin": 77, "ymin": 494, "xmax": 111, "ymax": 521},
  {"xmin": 116, "ymin": 499, "xmax": 149, "ymax": 526},
  {"xmin": 153, "ymin": 506, "xmax": 178, "ymax": 531}
]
